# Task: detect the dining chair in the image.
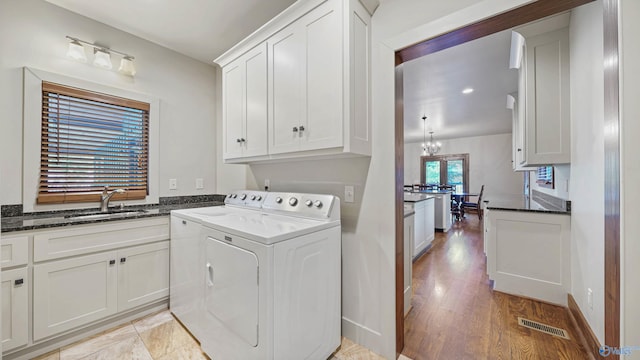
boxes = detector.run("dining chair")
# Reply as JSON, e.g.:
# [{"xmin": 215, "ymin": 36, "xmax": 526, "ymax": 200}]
[{"xmin": 461, "ymin": 185, "xmax": 485, "ymax": 220}]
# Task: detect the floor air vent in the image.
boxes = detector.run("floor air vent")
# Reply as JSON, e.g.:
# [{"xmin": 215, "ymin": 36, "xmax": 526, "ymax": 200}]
[{"xmin": 517, "ymin": 317, "xmax": 570, "ymax": 339}]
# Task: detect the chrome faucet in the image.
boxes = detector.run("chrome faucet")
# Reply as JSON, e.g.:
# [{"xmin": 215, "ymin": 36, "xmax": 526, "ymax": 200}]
[{"xmin": 100, "ymin": 187, "xmax": 126, "ymax": 212}]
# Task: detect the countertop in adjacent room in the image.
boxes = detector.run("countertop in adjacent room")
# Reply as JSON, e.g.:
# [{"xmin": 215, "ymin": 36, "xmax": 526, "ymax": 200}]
[{"xmin": 403, "ymin": 193, "xmax": 435, "ymax": 203}]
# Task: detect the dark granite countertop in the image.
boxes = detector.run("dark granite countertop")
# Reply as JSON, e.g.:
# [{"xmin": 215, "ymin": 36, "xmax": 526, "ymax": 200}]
[
  {"xmin": 484, "ymin": 195, "xmax": 570, "ymax": 215},
  {"xmin": 1, "ymin": 200, "xmax": 225, "ymax": 233},
  {"xmin": 408, "ymin": 190, "xmax": 452, "ymax": 195}
]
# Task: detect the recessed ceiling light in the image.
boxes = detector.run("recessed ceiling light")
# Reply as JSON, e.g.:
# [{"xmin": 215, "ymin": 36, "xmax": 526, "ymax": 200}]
[{"xmin": 462, "ymin": 88, "xmax": 474, "ymax": 94}]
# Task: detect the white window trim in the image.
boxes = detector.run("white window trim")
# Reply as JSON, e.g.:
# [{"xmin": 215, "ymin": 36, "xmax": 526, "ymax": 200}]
[{"xmin": 23, "ymin": 67, "xmax": 160, "ymax": 212}]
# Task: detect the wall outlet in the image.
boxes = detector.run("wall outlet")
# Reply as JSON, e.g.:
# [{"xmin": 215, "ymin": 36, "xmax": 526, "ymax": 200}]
[
  {"xmin": 587, "ymin": 288, "xmax": 593, "ymax": 309},
  {"xmin": 169, "ymin": 178, "xmax": 177, "ymax": 190},
  {"xmin": 195, "ymin": 178, "xmax": 204, "ymax": 190},
  {"xmin": 344, "ymin": 185, "xmax": 355, "ymax": 203}
]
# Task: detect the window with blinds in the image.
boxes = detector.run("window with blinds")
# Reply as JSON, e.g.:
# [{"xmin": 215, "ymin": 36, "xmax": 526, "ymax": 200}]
[
  {"xmin": 536, "ymin": 166, "xmax": 554, "ymax": 189},
  {"xmin": 39, "ymin": 81, "xmax": 149, "ymax": 204}
]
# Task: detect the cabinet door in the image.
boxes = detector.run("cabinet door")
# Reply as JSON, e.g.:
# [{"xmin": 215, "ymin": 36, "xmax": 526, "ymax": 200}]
[
  {"xmin": 118, "ymin": 241, "xmax": 169, "ymax": 311},
  {"xmin": 517, "ymin": 48, "xmax": 528, "ymax": 167},
  {"xmin": 33, "ymin": 251, "xmax": 118, "ymax": 340},
  {"xmin": 403, "ymin": 216, "xmax": 413, "ymax": 316},
  {"xmin": 223, "ymin": 60, "xmax": 245, "ymax": 159},
  {"xmin": 300, "ymin": 0, "xmax": 343, "ymax": 151},
  {"xmin": 413, "ymin": 201, "xmax": 426, "ymax": 259},
  {"xmin": 524, "ymin": 28, "xmax": 570, "ymax": 165},
  {"xmin": 1, "ymin": 267, "xmax": 28, "ymax": 352},
  {"xmin": 424, "ymin": 199, "xmax": 435, "ymax": 245},
  {"xmin": 243, "ymin": 43, "xmax": 268, "ymax": 158},
  {"xmin": 269, "ymin": 21, "xmax": 305, "ymax": 154}
]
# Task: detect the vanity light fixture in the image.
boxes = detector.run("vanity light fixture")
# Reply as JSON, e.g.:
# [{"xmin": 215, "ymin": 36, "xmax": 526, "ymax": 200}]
[
  {"xmin": 462, "ymin": 87, "xmax": 474, "ymax": 94},
  {"xmin": 66, "ymin": 36, "xmax": 136, "ymax": 76}
]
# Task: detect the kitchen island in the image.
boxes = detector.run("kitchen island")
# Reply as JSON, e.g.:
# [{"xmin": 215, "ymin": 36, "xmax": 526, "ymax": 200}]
[{"xmin": 483, "ymin": 190, "xmax": 571, "ymax": 305}]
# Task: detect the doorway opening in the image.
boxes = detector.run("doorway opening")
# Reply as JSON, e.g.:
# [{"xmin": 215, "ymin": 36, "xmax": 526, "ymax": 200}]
[{"xmin": 392, "ymin": 0, "xmax": 619, "ymax": 357}]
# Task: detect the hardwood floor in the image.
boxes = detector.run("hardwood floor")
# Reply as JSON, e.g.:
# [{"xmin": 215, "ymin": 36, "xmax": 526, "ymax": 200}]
[{"xmin": 402, "ymin": 217, "xmax": 590, "ymax": 360}]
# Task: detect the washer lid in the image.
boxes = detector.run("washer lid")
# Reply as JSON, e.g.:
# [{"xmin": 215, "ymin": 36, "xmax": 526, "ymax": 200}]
[{"xmin": 200, "ymin": 210, "xmax": 340, "ymax": 245}]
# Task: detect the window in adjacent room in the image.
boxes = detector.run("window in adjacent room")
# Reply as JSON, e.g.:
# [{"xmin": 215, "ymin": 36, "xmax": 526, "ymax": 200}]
[
  {"xmin": 420, "ymin": 153, "xmax": 469, "ymax": 193},
  {"xmin": 38, "ymin": 81, "xmax": 150, "ymax": 204},
  {"xmin": 536, "ymin": 166, "xmax": 554, "ymax": 189}
]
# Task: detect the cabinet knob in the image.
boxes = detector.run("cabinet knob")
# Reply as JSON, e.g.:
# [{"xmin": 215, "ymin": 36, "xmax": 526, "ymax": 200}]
[
  {"xmin": 292, "ymin": 127, "xmax": 298, "ymax": 132},
  {"xmin": 120, "ymin": 257, "xmax": 126, "ymax": 263},
  {"xmin": 240, "ymin": 138, "xmax": 246, "ymax": 142},
  {"xmin": 236, "ymin": 138, "xmax": 242, "ymax": 143},
  {"xmin": 182, "ymin": 220, "xmax": 187, "ymax": 225},
  {"xmin": 109, "ymin": 259, "xmax": 116, "ymax": 265},
  {"xmin": 14, "ymin": 278, "xmax": 23, "ymax": 286},
  {"xmin": 517, "ymin": 148, "xmax": 522, "ymax": 152},
  {"xmin": 299, "ymin": 125, "xmax": 305, "ymax": 131}
]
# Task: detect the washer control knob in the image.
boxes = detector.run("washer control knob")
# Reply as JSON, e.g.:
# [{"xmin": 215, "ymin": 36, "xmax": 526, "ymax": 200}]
[
  {"xmin": 240, "ymin": 194, "xmax": 247, "ymax": 200},
  {"xmin": 256, "ymin": 195, "xmax": 262, "ymax": 201},
  {"xmin": 314, "ymin": 200, "xmax": 323, "ymax": 208},
  {"xmin": 231, "ymin": 194, "xmax": 237, "ymax": 198},
  {"xmin": 305, "ymin": 200, "xmax": 313, "ymax": 207},
  {"xmin": 288, "ymin": 197, "xmax": 298, "ymax": 206},
  {"xmin": 276, "ymin": 197, "xmax": 283, "ymax": 204},
  {"xmin": 250, "ymin": 195, "xmax": 256, "ymax": 201}
]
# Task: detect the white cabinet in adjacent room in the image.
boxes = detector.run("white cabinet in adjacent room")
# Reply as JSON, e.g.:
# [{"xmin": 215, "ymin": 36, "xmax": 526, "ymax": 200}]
[
  {"xmin": 223, "ymin": 43, "xmax": 268, "ymax": 160},
  {"xmin": 410, "ymin": 198, "xmax": 435, "ymax": 260},
  {"xmin": 403, "ymin": 212, "xmax": 414, "ymax": 316},
  {"xmin": 510, "ymin": 14, "xmax": 571, "ymax": 166}
]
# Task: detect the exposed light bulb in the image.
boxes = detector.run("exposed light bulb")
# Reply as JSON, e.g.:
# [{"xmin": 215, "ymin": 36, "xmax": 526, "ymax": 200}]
[{"xmin": 462, "ymin": 88, "xmax": 474, "ymax": 94}]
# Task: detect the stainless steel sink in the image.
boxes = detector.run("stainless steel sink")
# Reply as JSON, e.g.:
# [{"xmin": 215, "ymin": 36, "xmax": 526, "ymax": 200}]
[{"xmin": 64, "ymin": 209, "xmax": 147, "ymax": 220}]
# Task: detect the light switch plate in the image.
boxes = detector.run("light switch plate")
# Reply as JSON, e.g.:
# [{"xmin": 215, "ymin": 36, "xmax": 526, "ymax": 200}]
[
  {"xmin": 195, "ymin": 178, "xmax": 204, "ymax": 190},
  {"xmin": 344, "ymin": 185, "xmax": 355, "ymax": 203},
  {"xmin": 169, "ymin": 179, "xmax": 177, "ymax": 190}
]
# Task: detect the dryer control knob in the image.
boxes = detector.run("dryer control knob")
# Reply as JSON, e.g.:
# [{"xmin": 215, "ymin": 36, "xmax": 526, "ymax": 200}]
[
  {"xmin": 276, "ymin": 197, "xmax": 283, "ymax": 204},
  {"xmin": 250, "ymin": 195, "xmax": 256, "ymax": 200},
  {"xmin": 289, "ymin": 197, "xmax": 298, "ymax": 206},
  {"xmin": 256, "ymin": 195, "xmax": 262, "ymax": 201},
  {"xmin": 314, "ymin": 200, "xmax": 323, "ymax": 208},
  {"xmin": 305, "ymin": 200, "xmax": 313, "ymax": 207},
  {"xmin": 240, "ymin": 194, "xmax": 247, "ymax": 200},
  {"xmin": 231, "ymin": 194, "xmax": 237, "ymax": 198}
]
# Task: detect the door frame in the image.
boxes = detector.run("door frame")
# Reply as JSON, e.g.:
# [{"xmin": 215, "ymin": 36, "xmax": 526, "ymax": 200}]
[{"xmin": 393, "ymin": 0, "xmax": 619, "ymax": 356}]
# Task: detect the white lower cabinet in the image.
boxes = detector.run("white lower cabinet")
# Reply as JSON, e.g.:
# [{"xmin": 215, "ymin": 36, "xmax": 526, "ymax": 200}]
[
  {"xmin": 2, "ymin": 267, "xmax": 28, "ymax": 352},
  {"xmin": 412, "ymin": 198, "xmax": 435, "ymax": 260},
  {"xmin": 117, "ymin": 242, "xmax": 170, "ymax": 311},
  {"xmin": 33, "ymin": 241, "xmax": 169, "ymax": 341},
  {"xmin": 403, "ymin": 213, "xmax": 414, "ymax": 316},
  {"xmin": 33, "ymin": 251, "xmax": 118, "ymax": 341}
]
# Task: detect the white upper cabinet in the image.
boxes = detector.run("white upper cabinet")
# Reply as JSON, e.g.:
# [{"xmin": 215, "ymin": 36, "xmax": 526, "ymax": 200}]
[
  {"xmin": 216, "ymin": 0, "xmax": 377, "ymax": 163},
  {"xmin": 510, "ymin": 13, "xmax": 571, "ymax": 167},
  {"xmin": 223, "ymin": 43, "xmax": 268, "ymax": 160}
]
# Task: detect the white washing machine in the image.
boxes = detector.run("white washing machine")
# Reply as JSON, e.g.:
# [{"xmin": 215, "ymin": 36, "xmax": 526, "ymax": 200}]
[{"xmin": 170, "ymin": 190, "xmax": 341, "ymax": 360}]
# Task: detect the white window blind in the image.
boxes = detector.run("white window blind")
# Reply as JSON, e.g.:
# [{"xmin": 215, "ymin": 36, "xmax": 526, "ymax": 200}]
[{"xmin": 39, "ymin": 81, "xmax": 150, "ymax": 204}]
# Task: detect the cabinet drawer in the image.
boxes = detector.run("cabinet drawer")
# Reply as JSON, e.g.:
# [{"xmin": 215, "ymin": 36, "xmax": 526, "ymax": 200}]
[
  {"xmin": 33, "ymin": 217, "xmax": 169, "ymax": 262},
  {"xmin": 1, "ymin": 235, "xmax": 29, "ymax": 268}
]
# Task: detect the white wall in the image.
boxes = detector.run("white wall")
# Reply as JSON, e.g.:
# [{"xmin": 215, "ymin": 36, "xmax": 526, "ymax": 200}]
[
  {"xmin": 0, "ymin": 0, "xmax": 217, "ymax": 207},
  {"xmin": 620, "ymin": 0, "xmax": 640, "ymax": 355},
  {"xmin": 568, "ymin": 1, "xmax": 605, "ymax": 345},
  {"xmin": 404, "ymin": 133, "xmax": 523, "ymax": 196}
]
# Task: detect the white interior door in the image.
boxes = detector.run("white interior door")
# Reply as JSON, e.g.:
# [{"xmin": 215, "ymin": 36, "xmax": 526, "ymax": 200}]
[{"xmin": 204, "ymin": 237, "xmax": 259, "ymax": 347}]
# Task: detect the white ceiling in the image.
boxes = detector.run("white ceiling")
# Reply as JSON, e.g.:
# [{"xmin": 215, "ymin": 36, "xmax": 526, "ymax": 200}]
[
  {"xmin": 45, "ymin": 0, "xmax": 297, "ymax": 63},
  {"xmin": 403, "ymin": 29, "xmax": 518, "ymax": 143}
]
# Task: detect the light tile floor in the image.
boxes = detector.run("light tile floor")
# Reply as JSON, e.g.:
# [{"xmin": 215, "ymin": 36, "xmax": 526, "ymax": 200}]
[{"xmin": 33, "ymin": 310, "xmax": 411, "ymax": 360}]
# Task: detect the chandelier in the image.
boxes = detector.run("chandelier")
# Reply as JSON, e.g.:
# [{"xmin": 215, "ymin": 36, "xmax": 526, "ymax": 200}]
[{"xmin": 421, "ymin": 115, "xmax": 441, "ymax": 156}]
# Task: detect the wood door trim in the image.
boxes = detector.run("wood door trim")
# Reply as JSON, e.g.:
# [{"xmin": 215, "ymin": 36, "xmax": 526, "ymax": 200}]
[
  {"xmin": 603, "ymin": 0, "xmax": 620, "ymax": 352},
  {"xmin": 393, "ymin": 0, "xmax": 617, "ymax": 355}
]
